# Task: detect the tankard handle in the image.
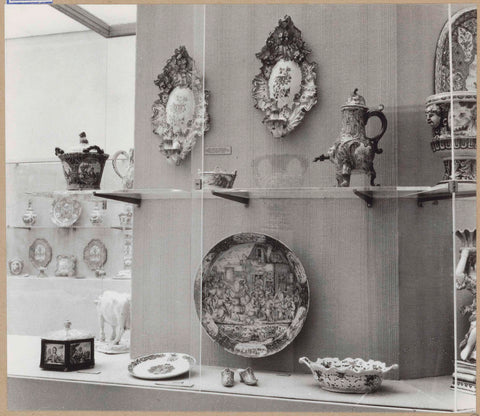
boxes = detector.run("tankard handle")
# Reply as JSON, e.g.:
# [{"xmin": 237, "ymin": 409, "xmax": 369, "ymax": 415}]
[
  {"xmin": 112, "ymin": 150, "xmax": 129, "ymax": 179},
  {"xmin": 365, "ymin": 105, "xmax": 387, "ymax": 155}
]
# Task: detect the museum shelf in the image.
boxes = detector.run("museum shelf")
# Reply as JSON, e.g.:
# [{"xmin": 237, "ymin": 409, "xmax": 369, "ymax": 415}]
[
  {"xmin": 7, "ymin": 225, "xmax": 132, "ymax": 231},
  {"xmin": 7, "ymin": 334, "xmax": 476, "ymax": 412},
  {"xmin": 90, "ymin": 183, "xmax": 476, "ymax": 208},
  {"xmin": 7, "ymin": 275, "xmax": 128, "ymax": 281}
]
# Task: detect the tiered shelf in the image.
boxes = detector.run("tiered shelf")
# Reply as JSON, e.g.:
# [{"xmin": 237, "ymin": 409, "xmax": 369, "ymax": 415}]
[{"xmin": 89, "ymin": 182, "xmax": 476, "ymax": 208}]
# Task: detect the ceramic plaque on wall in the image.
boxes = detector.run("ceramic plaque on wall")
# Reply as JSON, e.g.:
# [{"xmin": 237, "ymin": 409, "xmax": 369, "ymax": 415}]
[
  {"xmin": 55, "ymin": 255, "xmax": 77, "ymax": 277},
  {"xmin": 51, "ymin": 196, "xmax": 82, "ymax": 227},
  {"xmin": 83, "ymin": 239, "xmax": 107, "ymax": 272},
  {"xmin": 194, "ymin": 233, "xmax": 309, "ymax": 358},
  {"xmin": 252, "ymin": 16, "xmax": 317, "ymax": 138},
  {"xmin": 152, "ymin": 46, "xmax": 210, "ymax": 165},
  {"xmin": 29, "ymin": 238, "xmax": 52, "ymax": 269}
]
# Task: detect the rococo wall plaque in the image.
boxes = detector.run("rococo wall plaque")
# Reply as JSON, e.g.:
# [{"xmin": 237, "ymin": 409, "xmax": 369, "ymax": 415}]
[
  {"xmin": 252, "ymin": 16, "xmax": 317, "ymax": 138},
  {"xmin": 194, "ymin": 233, "xmax": 309, "ymax": 358},
  {"xmin": 152, "ymin": 46, "xmax": 210, "ymax": 165}
]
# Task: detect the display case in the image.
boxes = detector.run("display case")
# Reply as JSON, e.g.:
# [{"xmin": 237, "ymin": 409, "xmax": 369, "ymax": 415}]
[{"xmin": 6, "ymin": 3, "xmax": 476, "ymax": 413}]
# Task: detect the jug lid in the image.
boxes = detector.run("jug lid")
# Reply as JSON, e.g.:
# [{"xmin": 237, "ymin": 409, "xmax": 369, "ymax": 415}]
[
  {"xmin": 44, "ymin": 320, "xmax": 93, "ymax": 341},
  {"xmin": 341, "ymin": 89, "xmax": 367, "ymax": 109}
]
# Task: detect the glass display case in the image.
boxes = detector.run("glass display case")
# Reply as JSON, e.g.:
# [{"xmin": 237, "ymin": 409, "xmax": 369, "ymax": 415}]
[{"xmin": 6, "ymin": 3, "xmax": 476, "ymax": 413}]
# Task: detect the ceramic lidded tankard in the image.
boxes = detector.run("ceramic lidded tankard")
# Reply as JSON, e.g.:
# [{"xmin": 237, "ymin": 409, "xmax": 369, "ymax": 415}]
[{"xmin": 314, "ymin": 89, "xmax": 387, "ymax": 187}]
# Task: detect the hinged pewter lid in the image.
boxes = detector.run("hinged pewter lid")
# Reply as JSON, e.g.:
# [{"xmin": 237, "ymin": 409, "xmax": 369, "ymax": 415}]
[
  {"xmin": 44, "ymin": 320, "xmax": 93, "ymax": 341},
  {"xmin": 341, "ymin": 88, "xmax": 368, "ymax": 110}
]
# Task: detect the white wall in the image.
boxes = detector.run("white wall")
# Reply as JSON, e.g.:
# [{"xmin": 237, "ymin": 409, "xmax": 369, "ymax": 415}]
[{"xmin": 5, "ymin": 31, "xmax": 135, "ymax": 162}]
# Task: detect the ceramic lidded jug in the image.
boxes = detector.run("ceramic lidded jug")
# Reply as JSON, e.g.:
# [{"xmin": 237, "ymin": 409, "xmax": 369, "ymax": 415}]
[{"xmin": 314, "ymin": 89, "xmax": 387, "ymax": 187}]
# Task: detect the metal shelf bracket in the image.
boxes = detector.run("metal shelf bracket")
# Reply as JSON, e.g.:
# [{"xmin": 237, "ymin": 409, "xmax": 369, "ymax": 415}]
[
  {"xmin": 353, "ymin": 189, "xmax": 374, "ymax": 208},
  {"xmin": 211, "ymin": 191, "xmax": 250, "ymax": 206},
  {"xmin": 93, "ymin": 192, "xmax": 141, "ymax": 207}
]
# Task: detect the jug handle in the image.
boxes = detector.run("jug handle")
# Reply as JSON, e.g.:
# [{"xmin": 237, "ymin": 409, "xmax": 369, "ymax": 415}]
[
  {"xmin": 365, "ymin": 105, "xmax": 387, "ymax": 155},
  {"xmin": 112, "ymin": 150, "xmax": 129, "ymax": 179},
  {"xmin": 299, "ymin": 356, "xmax": 312, "ymax": 370}
]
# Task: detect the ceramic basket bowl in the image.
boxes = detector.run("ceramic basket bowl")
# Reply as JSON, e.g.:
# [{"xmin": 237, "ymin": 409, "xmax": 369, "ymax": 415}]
[
  {"xmin": 299, "ymin": 356, "xmax": 398, "ymax": 394},
  {"xmin": 199, "ymin": 169, "xmax": 237, "ymax": 189}
]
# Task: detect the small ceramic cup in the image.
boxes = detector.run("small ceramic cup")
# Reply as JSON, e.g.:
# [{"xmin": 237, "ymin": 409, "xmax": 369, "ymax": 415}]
[
  {"xmin": 239, "ymin": 367, "xmax": 258, "ymax": 386},
  {"xmin": 221, "ymin": 368, "xmax": 234, "ymax": 387}
]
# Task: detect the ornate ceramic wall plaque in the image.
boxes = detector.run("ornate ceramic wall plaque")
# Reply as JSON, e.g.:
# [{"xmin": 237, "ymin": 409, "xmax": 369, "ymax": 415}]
[
  {"xmin": 194, "ymin": 233, "xmax": 309, "ymax": 358},
  {"xmin": 252, "ymin": 16, "xmax": 317, "ymax": 138},
  {"xmin": 29, "ymin": 238, "xmax": 52, "ymax": 277},
  {"xmin": 55, "ymin": 255, "xmax": 77, "ymax": 277},
  {"xmin": 83, "ymin": 239, "xmax": 107, "ymax": 272},
  {"xmin": 426, "ymin": 7, "xmax": 477, "ymax": 183},
  {"xmin": 152, "ymin": 46, "xmax": 210, "ymax": 165}
]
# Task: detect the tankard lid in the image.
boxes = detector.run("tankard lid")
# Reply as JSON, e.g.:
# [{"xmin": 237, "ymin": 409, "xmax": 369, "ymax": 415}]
[{"xmin": 342, "ymin": 88, "xmax": 367, "ymax": 109}]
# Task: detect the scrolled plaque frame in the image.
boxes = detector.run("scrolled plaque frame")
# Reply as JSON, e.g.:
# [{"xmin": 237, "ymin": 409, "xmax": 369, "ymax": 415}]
[
  {"xmin": 152, "ymin": 46, "xmax": 210, "ymax": 165},
  {"xmin": 252, "ymin": 16, "xmax": 317, "ymax": 138}
]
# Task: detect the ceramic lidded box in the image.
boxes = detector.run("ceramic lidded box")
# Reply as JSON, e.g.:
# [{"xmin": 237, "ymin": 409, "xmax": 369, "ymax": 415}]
[
  {"xmin": 40, "ymin": 321, "xmax": 94, "ymax": 372},
  {"xmin": 55, "ymin": 132, "xmax": 109, "ymax": 190}
]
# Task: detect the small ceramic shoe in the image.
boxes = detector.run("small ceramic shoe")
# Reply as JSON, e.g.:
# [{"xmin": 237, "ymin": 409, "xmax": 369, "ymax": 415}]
[
  {"xmin": 221, "ymin": 368, "xmax": 234, "ymax": 387},
  {"xmin": 239, "ymin": 367, "xmax": 258, "ymax": 386}
]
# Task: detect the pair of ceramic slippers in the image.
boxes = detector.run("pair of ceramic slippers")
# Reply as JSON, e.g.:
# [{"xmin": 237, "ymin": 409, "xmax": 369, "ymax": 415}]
[{"xmin": 221, "ymin": 367, "xmax": 258, "ymax": 387}]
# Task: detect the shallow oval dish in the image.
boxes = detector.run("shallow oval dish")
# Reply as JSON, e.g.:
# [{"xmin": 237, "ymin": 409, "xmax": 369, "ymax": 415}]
[
  {"xmin": 299, "ymin": 356, "xmax": 398, "ymax": 394},
  {"xmin": 128, "ymin": 353, "xmax": 196, "ymax": 380}
]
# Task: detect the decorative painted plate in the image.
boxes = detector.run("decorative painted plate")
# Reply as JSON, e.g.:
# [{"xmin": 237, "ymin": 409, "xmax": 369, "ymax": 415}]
[
  {"xmin": 194, "ymin": 233, "xmax": 309, "ymax": 358},
  {"xmin": 83, "ymin": 239, "xmax": 107, "ymax": 271},
  {"xmin": 128, "ymin": 353, "xmax": 196, "ymax": 380},
  {"xmin": 51, "ymin": 196, "xmax": 82, "ymax": 227},
  {"xmin": 29, "ymin": 238, "xmax": 52, "ymax": 269}
]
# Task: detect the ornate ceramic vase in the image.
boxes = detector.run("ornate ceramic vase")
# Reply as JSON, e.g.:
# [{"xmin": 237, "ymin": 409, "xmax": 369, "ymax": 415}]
[
  {"xmin": 89, "ymin": 202, "xmax": 104, "ymax": 225},
  {"xmin": 425, "ymin": 7, "xmax": 477, "ymax": 183},
  {"xmin": 314, "ymin": 89, "xmax": 387, "ymax": 187},
  {"xmin": 112, "ymin": 149, "xmax": 134, "ymax": 190},
  {"xmin": 55, "ymin": 132, "xmax": 109, "ymax": 190},
  {"xmin": 22, "ymin": 199, "xmax": 37, "ymax": 226}
]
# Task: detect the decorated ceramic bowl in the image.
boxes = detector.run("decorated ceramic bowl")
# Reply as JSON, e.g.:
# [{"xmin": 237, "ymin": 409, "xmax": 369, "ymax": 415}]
[
  {"xmin": 199, "ymin": 167, "xmax": 237, "ymax": 189},
  {"xmin": 299, "ymin": 356, "xmax": 398, "ymax": 394}
]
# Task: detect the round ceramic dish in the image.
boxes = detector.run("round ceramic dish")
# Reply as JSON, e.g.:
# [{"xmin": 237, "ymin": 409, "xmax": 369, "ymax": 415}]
[
  {"xmin": 299, "ymin": 357, "xmax": 398, "ymax": 393},
  {"xmin": 194, "ymin": 232, "xmax": 309, "ymax": 358},
  {"xmin": 51, "ymin": 197, "xmax": 82, "ymax": 227},
  {"xmin": 128, "ymin": 353, "xmax": 196, "ymax": 380}
]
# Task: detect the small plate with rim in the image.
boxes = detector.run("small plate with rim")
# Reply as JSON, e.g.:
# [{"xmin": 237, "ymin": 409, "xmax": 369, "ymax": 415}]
[
  {"xmin": 50, "ymin": 196, "xmax": 82, "ymax": 227},
  {"xmin": 128, "ymin": 352, "xmax": 196, "ymax": 380}
]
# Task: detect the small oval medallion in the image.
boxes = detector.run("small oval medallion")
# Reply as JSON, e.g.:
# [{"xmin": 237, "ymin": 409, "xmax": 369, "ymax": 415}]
[
  {"xmin": 166, "ymin": 87, "xmax": 195, "ymax": 134},
  {"xmin": 268, "ymin": 59, "xmax": 302, "ymax": 109}
]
